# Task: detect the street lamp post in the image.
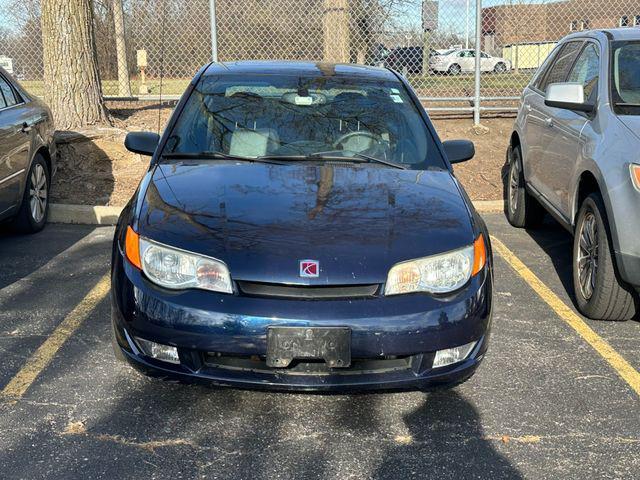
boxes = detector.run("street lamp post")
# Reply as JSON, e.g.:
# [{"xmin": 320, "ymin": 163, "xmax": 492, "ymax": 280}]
[{"xmin": 465, "ymin": 0, "xmax": 470, "ymax": 49}]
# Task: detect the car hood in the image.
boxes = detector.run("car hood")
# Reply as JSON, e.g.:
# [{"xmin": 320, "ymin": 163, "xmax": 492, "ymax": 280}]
[
  {"xmin": 138, "ymin": 162, "xmax": 474, "ymax": 285},
  {"xmin": 617, "ymin": 115, "xmax": 640, "ymax": 141}
]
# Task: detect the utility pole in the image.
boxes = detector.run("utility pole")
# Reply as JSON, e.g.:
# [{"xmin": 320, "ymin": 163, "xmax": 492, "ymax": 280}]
[
  {"xmin": 209, "ymin": 0, "xmax": 218, "ymax": 62},
  {"xmin": 112, "ymin": 0, "xmax": 131, "ymax": 97},
  {"xmin": 474, "ymin": 0, "xmax": 482, "ymax": 126},
  {"xmin": 465, "ymin": 0, "xmax": 470, "ymax": 49}
]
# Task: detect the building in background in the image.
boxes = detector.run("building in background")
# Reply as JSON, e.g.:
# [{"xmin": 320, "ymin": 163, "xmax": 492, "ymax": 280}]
[{"xmin": 482, "ymin": 0, "xmax": 640, "ymax": 69}]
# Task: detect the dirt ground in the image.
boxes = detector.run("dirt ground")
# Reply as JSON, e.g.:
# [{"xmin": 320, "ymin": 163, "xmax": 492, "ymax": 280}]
[{"xmin": 50, "ymin": 102, "xmax": 512, "ymax": 206}]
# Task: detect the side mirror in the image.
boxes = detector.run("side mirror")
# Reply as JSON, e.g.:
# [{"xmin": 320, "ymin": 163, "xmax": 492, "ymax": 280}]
[
  {"xmin": 124, "ymin": 131, "xmax": 160, "ymax": 156},
  {"xmin": 544, "ymin": 83, "xmax": 595, "ymax": 113},
  {"xmin": 443, "ymin": 139, "xmax": 475, "ymax": 164}
]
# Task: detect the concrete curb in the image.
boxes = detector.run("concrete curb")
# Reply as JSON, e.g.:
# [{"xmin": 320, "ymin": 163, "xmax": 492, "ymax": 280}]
[
  {"xmin": 49, "ymin": 204, "xmax": 123, "ymax": 226},
  {"xmin": 48, "ymin": 200, "xmax": 505, "ymax": 226},
  {"xmin": 472, "ymin": 200, "xmax": 505, "ymax": 213}
]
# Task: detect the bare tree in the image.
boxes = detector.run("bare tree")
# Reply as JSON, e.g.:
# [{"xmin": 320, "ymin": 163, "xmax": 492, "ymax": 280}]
[{"xmin": 40, "ymin": 0, "xmax": 110, "ymax": 129}]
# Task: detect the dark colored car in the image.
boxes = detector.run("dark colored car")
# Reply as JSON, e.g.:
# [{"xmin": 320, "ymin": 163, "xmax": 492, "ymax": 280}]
[
  {"xmin": 384, "ymin": 47, "xmax": 430, "ymax": 75},
  {"xmin": 111, "ymin": 61, "xmax": 493, "ymax": 391},
  {"xmin": 0, "ymin": 67, "xmax": 56, "ymax": 232}
]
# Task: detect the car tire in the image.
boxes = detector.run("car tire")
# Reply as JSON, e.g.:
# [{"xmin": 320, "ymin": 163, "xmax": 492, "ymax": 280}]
[
  {"xmin": 494, "ymin": 62, "xmax": 506, "ymax": 73},
  {"xmin": 13, "ymin": 154, "xmax": 50, "ymax": 234},
  {"xmin": 572, "ymin": 193, "xmax": 638, "ymax": 321},
  {"xmin": 448, "ymin": 63, "xmax": 461, "ymax": 75},
  {"xmin": 505, "ymin": 144, "xmax": 544, "ymax": 228}
]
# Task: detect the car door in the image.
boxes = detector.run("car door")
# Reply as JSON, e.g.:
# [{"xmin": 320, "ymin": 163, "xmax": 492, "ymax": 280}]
[
  {"xmin": 0, "ymin": 73, "xmax": 30, "ymax": 217},
  {"xmin": 544, "ymin": 41, "xmax": 600, "ymax": 217},
  {"xmin": 523, "ymin": 40, "xmax": 583, "ymax": 206},
  {"xmin": 480, "ymin": 52, "xmax": 492, "ymax": 72},
  {"xmin": 459, "ymin": 50, "xmax": 475, "ymax": 72}
]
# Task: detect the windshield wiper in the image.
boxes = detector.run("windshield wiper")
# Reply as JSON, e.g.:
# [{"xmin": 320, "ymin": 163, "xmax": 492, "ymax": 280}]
[
  {"xmin": 161, "ymin": 151, "xmax": 406, "ymax": 169},
  {"xmin": 614, "ymin": 102, "xmax": 640, "ymax": 107},
  {"xmin": 344, "ymin": 151, "xmax": 407, "ymax": 170},
  {"xmin": 258, "ymin": 151, "xmax": 407, "ymax": 170},
  {"xmin": 161, "ymin": 151, "xmax": 286, "ymax": 165}
]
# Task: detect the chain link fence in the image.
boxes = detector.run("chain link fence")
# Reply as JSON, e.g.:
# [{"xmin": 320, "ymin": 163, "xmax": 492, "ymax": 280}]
[{"xmin": 1, "ymin": 0, "xmax": 640, "ymax": 115}]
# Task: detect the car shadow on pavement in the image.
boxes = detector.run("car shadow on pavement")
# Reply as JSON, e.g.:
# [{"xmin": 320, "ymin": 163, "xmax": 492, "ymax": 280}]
[
  {"xmin": 0, "ymin": 223, "xmax": 96, "ymax": 290},
  {"xmin": 524, "ymin": 219, "xmax": 575, "ymax": 298},
  {"xmin": 499, "ymin": 160, "xmax": 577, "ymax": 306},
  {"xmin": 1, "ymin": 300, "xmax": 524, "ymax": 480},
  {"xmin": 372, "ymin": 390, "xmax": 524, "ymax": 479}
]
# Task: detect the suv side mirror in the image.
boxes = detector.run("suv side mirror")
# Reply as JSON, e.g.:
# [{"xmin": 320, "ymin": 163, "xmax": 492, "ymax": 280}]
[
  {"xmin": 443, "ymin": 139, "xmax": 475, "ymax": 164},
  {"xmin": 545, "ymin": 83, "xmax": 595, "ymax": 113},
  {"xmin": 124, "ymin": 131, "xmax": 160, "ymax": 156}
]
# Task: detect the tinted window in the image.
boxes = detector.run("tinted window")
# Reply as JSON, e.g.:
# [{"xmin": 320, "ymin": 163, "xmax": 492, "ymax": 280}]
[
  {"xmin": 567, "ymin": 43, "xmax": 599, "ymax": 102},
  {"xmin": 0, "ymin": 76, "xmax": 17, "ymax": 108},
  {"xmin": 611, "ymin": 41, "xmax": 640, "ymax": 115},
  {"xmin": 540, "ymin": 41, "xmax": 583, "ymax": 92},
  {"xmin": 164, "ymin": 74, "xmax": 445, "ymax": 169}
]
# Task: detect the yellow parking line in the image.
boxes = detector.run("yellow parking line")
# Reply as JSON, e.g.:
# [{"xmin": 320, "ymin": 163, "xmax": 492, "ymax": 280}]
[
  {"xmin": 1, "ymin": 273, "xmax": 110, "ymax": 401},
  {"xmin": 491, "ymin": 236, "xmax": 640, "ymax": 397}
]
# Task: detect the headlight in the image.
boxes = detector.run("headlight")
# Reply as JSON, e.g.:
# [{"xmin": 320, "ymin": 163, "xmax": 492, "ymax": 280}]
[
  {"xmin": 124, "ymin": 227, "xmax": 233, "ymax": 293},
  {"xmin": 385, "ymin": 236, "xmax": 486, "ymax": 295}
]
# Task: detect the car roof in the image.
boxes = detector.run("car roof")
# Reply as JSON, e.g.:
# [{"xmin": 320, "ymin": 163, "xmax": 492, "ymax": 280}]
[
  {"xmin": 203, "ymin": 60, "xmax": 399, "ymax": 81},
  {"xmin": 562, "ymin": 28, "xmax": 640, "ymax": 43}
]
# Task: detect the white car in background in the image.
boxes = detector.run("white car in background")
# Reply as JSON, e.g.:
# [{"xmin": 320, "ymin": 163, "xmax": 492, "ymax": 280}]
[{"xmin": 430, "ymin": 49, "xmax": 512, "ymax": 75}]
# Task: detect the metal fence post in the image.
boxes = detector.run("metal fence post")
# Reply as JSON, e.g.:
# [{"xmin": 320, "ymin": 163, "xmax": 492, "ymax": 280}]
[
  {"xmin": 473, "ymin": 0, "xmax": 482, "ymax": 126},
  {"xmin": 209, "ymin": 0, "xmax": 218, "ymax": 62}
]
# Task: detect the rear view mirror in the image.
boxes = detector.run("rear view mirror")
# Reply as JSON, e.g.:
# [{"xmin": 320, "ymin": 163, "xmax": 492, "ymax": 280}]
[
  {"xmin": 125, "ymin": 131, "xmax": 160, "ymax": 156},
  {"xmin": 544, "ymin": 83, "xmax": 595, "ymax": 113},
  {"xmin": 443, "ymin": 139, "xmax": 475, "ymax": 164}
]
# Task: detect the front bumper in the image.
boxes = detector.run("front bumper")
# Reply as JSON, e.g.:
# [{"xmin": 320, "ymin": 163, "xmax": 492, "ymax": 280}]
[{"xmin": 111, "ymin": 251, "xmax": 492, "ymax": 392}]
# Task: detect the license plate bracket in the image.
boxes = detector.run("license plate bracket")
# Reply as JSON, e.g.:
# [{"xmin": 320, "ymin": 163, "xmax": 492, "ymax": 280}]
[{"xmin": 266, "ymin": 327, "xmax": 351, "ymax": 368}]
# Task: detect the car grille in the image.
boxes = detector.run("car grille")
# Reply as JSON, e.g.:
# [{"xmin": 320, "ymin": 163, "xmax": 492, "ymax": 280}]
[
  {"xmin": 203, "ymin": 352, "xmax": 413, "ymax": 376},
  {"xmin": 236, "ymin": 281, "xmax": 380, "ymax": 299}
]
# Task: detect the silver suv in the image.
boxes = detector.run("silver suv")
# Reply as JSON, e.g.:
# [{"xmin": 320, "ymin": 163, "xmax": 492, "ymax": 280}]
[{"xmin": 507, "ymin": 28, "xmax": 640, "ymax": 321}]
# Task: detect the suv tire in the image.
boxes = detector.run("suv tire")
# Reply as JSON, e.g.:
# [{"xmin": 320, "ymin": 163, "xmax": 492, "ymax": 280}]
[
  {"xmin": 505, "ymin": 144, "xmax": 544, "ymax": 228},
  {"xmin": 572, "ymin": 193, "xmax": 638, "ymax": 320}
]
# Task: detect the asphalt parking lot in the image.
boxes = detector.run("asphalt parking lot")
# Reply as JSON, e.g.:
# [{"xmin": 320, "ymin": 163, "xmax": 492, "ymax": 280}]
[{"xmin": 0, "ymin": 213, "xmax": 639, "ymax": 480}]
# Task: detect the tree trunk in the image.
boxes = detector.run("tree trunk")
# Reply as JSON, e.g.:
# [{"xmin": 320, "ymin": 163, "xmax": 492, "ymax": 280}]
[
  {"xmin": 323, "ymin": 0, "xmax": 350, "ymax": 63},
  {"xmin": 41, "ymin": 0, "xmax": 110, "ymax": 129},
  {"xmin": 112, "ymin": 0, "xmax": 131, "ymax": 97}
]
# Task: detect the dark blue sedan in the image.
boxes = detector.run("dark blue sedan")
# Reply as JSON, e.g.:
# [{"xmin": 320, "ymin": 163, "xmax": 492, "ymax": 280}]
[{"xmin": 111, "ymin": 61, "xmax": 493, "ymax": 391}]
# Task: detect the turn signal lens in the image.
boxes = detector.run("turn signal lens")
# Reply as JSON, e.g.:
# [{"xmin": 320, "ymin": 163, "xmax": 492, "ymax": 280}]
[
  {"xmin": 472, "ymin": 235, "xmax": 487, "ymax": 276},
  {"xmin": 631, "ymin": 164, "xmax": 640, "ymax": 191},
  {"xmin": 125, "ymin": 226, "xmax": 142, "ymax": 269}
]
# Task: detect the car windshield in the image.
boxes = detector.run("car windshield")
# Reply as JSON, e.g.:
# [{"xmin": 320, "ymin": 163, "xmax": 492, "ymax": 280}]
[
  {"xmin": 611, "ymin": 41, "xmax": 640, "ymax": 115},
  {"xmin": 163, "ymin": 73, "xmax": 445, "ymax": 169}
]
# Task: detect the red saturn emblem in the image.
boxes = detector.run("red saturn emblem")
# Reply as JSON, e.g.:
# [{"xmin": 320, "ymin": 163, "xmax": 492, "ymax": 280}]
[{"xmin": 300, "ymin": 260, "xmax": 319, "ymax": 278}]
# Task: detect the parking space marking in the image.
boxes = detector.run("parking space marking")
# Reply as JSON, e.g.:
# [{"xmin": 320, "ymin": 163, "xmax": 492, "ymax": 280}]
[
  {"xmin": 492, "ymin": 236, "xmax": 640, "ymax": 397},
  {"xmin": 0, "ymin": 273, "xmax": 110, "ymax": 401}
]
